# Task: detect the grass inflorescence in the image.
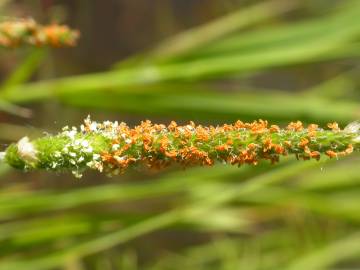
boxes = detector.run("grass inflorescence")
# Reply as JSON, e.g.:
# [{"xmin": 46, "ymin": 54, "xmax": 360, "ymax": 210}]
[
  {"xmin": 0, "ymin": 18, "xmax": 79, "ymax": 48},
  {"xmin": 1, "ymin": 117, "xmax": 359, "ymax": 178}
]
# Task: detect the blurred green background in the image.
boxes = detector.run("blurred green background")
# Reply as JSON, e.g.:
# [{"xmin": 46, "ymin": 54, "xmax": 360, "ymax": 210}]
[{"xmin": 1, "ymin": 0, "xmax": 360, "ymax": 269}]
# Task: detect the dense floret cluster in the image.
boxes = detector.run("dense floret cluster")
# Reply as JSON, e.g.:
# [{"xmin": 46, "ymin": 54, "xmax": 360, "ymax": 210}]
[
  {"xmin": 2, "ymin": 117, "xmax": 359, "ymax": 177},
  {"xmin": 0, "ymin": 18, "xmax": 79, "ymax": 48}
]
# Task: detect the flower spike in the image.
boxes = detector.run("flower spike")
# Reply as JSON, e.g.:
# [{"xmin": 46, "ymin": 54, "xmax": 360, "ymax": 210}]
[
  {"xmin": 1, "ymin": 117, "xmax": 359, "ymax": 178},
  {"xmin": 0, "ymin": 18, "xmax": 79, "ymax": 48}
]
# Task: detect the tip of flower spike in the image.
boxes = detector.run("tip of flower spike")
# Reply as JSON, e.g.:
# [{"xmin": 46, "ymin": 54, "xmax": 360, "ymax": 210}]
[
  {"xmin": 345, "ymin": 121, "xmax": 360, "ymax": 142},
  {"xmin": 345, "ymin": 121, "xmax": 360, "ymax": 133},
  {"xmin": 17, "ymin": 136, "xmax": 38, "ymax": 164}
]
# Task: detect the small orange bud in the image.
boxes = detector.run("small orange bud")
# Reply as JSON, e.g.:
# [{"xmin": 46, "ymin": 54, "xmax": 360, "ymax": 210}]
[
  {"xmin": 269, "ymin": 125, "xmax": 280, "ymax": 133},
  {"xmin": 298, "ymin": 138, "xmax": 309, "ymax": 148},
  {"xmin": 326, "ymin": 150, "xmax": 337, "ymax": 158},
  {"xmin": 327, "ymin": 122, "xmax": 340, "ymax": 132},
  {"xmin": 287, "ymin": 121, "xmax": 303, "ymax": 131}
]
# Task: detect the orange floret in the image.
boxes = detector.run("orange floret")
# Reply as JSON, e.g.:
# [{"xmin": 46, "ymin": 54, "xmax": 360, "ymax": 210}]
[
  {"xmin": 215, "ymin": 144, "xmax": 231, "ymax": 151},
  {"xmin": 309, "ymin": 151, "xmax": 320, "ymax": 160},
  {"xmin": 307, "ymin": 124, "xmax": 318, "ymax": 137},
  {"xmin": 234, "ymin": 120, "xmax": 245, "ymax": 129},
  {"xmin": 287, "ymin": 121, "xmax": 303, "ymax": 131},
  {"xmin": 165, "ymin": 150, "xmax": 178, "ymax": 158},
  {"xmin": 168, "ymin": 121, "xmax": 178, "ymax": 131},
  {"xmin": 327, "ymin": 122, "xmax": 340, "ymax": 132},
  {"xmin": 298, "ymin": 138, "xmax": 309, "ymax": 148},
  {"xmin": 263, "ymin": 138, "xmax": 273, "ymax": 152},
  {"xmin": 326, "ymin": 150, "xmax": 337, "ymax": 158},
  {"xmin": 269, "ymin": 125, "xmax": 280, "ymax": 133},
  {"xmin": 247, "ymin": 143, "xmax": 258, "ymax": 150},
  {"xmin": 274, "ymin": 144, "xmax": 285, "ymax": 154}
]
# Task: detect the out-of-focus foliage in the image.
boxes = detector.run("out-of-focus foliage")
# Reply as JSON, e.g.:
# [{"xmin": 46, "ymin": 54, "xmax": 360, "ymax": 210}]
[{"xmin": 0, "ymin": 0, "xmax": 360, "ymax": 269}]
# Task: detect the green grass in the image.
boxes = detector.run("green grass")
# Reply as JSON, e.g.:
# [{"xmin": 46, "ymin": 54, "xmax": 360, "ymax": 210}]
[{"xmin": 0, "ymin": 0, "xmax": 360, "ymax": 269}]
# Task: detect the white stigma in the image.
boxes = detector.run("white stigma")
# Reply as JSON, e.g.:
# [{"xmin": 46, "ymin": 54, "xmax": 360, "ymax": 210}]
[
  {"xmin": 0, "ymin": 152, "xmax": 5, "ymax": 161},
  {"xmin": 344, "ymin": 121, "xmax": 360, "ymax": 143},
  {"xmin": 17, "ymin": 136, "xmax": 38, "ymax": 164},
  {"xmin": 344, "ymin": 121, "xmax": 360, "ymax": 133}
]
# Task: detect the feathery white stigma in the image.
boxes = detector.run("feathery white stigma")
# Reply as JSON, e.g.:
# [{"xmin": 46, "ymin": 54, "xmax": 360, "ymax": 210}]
[{"xmin": 17, "ymin": 136, "xmax": 37, "ymax": 164}]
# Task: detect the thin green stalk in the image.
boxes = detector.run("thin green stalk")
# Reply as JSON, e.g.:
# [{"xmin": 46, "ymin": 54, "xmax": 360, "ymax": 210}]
[
  {"xmin": 0, "ymin": 2, "xmax": 359, "ymax": 106},
  {"xmin": 287, "ymin": 232, "xmax": 360, "ymax": 270},
  {"xmin": 0, "ymin": 161, "xmax": 322, "ymax": 270},
  {"xmin": 147, "ymin": 0, "xmax": 298, "ymax": 61},
  {"xmin": 0, "ymin": 48, "xmax": 47, "ymax": 94}
]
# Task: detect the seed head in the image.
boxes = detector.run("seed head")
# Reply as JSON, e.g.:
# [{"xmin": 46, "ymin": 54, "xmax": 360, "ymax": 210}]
[{"xmin": 3, "ymin": 118, "xmax": 360, "ymax": 177}]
